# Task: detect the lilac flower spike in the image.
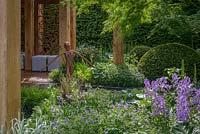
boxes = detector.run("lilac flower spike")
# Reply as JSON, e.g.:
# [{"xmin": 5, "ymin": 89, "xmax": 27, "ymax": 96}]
[
  {"xmin": 152, "ymin": 95, "xmax": 168, "ymax": 116},
  {"xmin": 144, "ymin": 79, "xmax": 151, "ymax": 89},
  {"xmin": 193, "ymin": 90, "xmax": 200, "ymax": 110},
  {"xmin": 151, "ymin": 80, "xmax": 159, "ymax": 94},
  {"xmin": 144, "ymin": 73, "xmax": 200, "ymax": 122},
  {"xmin": 176, "ymin": 95, "xmax": 190, "ymax": 122},
  {"xmin": 172, "ymin": 73, "xmax": 179, "ymax": 87},
  {"xmin": 159, "ymin": 77, "xmax": 168, "ymax": 87},
  {"xmin": 144, "ymin": 79, "xmax": 151, "ymax": 98},
  {"xmin": 172, "ymin": 73, "xmax": 179, "ymax": 82}
]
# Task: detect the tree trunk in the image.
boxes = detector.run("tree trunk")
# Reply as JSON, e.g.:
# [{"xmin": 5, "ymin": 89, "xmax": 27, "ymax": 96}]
[{"xmin": 113, "ymin": 26, "xmax": 124, "ymax": 64}]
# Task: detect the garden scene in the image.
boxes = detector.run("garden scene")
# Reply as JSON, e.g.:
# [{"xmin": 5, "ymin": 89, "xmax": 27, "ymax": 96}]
[{"xmin": 1, "ymin": 0, "xmax": 200, "ymax": 133}]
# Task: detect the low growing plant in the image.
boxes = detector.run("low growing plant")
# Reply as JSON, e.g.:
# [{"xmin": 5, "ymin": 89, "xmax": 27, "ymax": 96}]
[
  {"xmin": 21, "ymin": 86, "xmax": 58, "ymax": 118},
  {"xmin": 91, "ymin": 63, "xmax": 145, "ymax": 87}
]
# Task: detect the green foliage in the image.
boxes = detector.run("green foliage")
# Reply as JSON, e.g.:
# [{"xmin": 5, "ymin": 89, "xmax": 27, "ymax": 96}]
[
  {"xmin": 77, "ymin": 0, "xmax": 160, "ymax": 34},
  {"xmin": 49, "ymin": 62, "xmax": 92, "ymax": 84},
  {"xmin": 91, "ymin": 63, "xmax": 145, "ymax": 87},
  {"xmin": 194, "ymin": 63, "xmax": 197, "ymax": 85},
  {"xmin": 3, "ymin": 89, "xmax": 151, "ymax": 134},
  {"xmin": 49, "ymin": 62, "xmax": 144, "ymax": 87},
  {"xmin": 49, "ymin": 69, "xmax": 61, "ymax": 83},
  {"xmin": 49, "ymin": 64, "xmax": 66, "ymax": 83},
  {"xmin": 138, "ymin": 43, "xmax": 200, "ymax": 80},
  {"xmin": 75, "ymin": 45, "xmax": 110, "ymax": 63},
  {"xmin": 3, "ymin": 86, "xmax": 200, "ymax": 134},
  {"xmin": 74, "ymin": 61, "xmax": 92, "ymax": 83},
  {"xmin": 130, "ymin": 45, "xmax": 151, "ymax": 61},
  {"xmin": 124, "ymin": 53, "xmax": 139, "ymax": 65},
  {"xmin": 149, "ymin": 12, "xmax": 200, "ymax": 49},
  {"xmin": 21, "ymin": 86, "xmax": 58, "ymax": 118},
  {"xmin": 77, "ymin": 5, "xmax": 112, "ymax": 50},
  {"xmin": 76, "ymin": 0, "xmax": 200, "ymax": 50},
  {"xmin": 181, "ymin": 59, "xmax": 186, "ymax": 78}
]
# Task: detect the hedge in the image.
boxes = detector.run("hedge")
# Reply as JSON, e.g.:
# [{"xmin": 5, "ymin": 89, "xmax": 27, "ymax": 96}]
[{"xmin": 138, "ymin": 43, "xmax": 200, "ymax": 80}]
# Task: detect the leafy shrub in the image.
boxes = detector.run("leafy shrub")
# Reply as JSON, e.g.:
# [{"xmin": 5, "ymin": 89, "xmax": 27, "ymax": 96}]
[
  {"xmin": 75, "ymin": 45, "xmax": 111, "ymax": 63},
  {"xmin": 91, "ymin": 63, "xmax": 145, "ymax": 87},
  {"xmin": 21, "ymin": 86, "xmax": 57, "ymax": 117},
  {"xmin": 138, "ymin": 43, "xmax": 200, "ymax": 80},
  {"xmin": 49, "ymin": 64, "xmax": 66, "ymax": 83},
  {"xmin": 74, "ymin": 62, "xmax": 92, "ymax": 83},
  {"xmin": 49, "ymin": 62, "xmax": 92, "ymax": 84},
  {"xmin": 130, "ymin": 45, "xmax": 151, "ymax": 60},
  {"xmin": 75, "ymin": 45, "xmax": 100, "ymax": 63},
  {"xmin": 124, "ymin": 53, "xmax": 139, "ymax": 65}
]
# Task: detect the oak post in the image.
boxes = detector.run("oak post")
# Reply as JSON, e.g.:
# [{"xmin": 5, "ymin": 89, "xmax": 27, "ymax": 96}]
[
  {"xmin": 70, "ymin": 0, "xmax": 76, "ymax": 50},
  {"xmin": 59, "ymin": 1, "xmax": 71, "ymax": 61},
  {"xmin": 0, "ymin": 0, "xmax": 21, "ymax": 128},
  {"xmin": 25, "ymin": 0, "xmax": 35, "ymax": 71}
]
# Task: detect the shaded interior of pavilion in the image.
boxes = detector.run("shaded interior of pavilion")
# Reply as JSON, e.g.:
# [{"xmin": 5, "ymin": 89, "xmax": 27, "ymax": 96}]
[{"xmin": 21, "ymin": 0, "xmax": 76, "ymax": 85}]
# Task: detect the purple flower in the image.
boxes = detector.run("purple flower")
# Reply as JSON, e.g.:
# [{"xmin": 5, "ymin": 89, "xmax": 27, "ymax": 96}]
[
  {"xmin": 64, "ymin": 117, "xmax": 69, "ymax": 123},
  {"xmin": 179, "ymin": 77, "xmax": 192, "ymax": 89},
  {"xmin": 159, "ymin": 77, "xmax": 168, "ymax": 87},
  {"xmin": 152, "ymin": 80, "xmax": 159, "ymax": 91},
  {"xmin": 165, "ymin": 85, "xmax": 172, "ymax": 91},
  {"xmin": 152, "ymin": 95, "xmax": 168, "ymax": 116},
  {"xmin": 193, "ymin": 90, "xmax": 200, "ymax": 110},
  {"xmin": 50, "ymin": 120, "xmax": 58, "ymax": 127},
  {"xmin": 172, "ymin": 73, "xmax": 179, "ymax": 82},
  {"xmin": 144, "ymin": 73, "xmax": 200, "ymax": 122},
  {"xmin": 151, "ymin": 80, "xmax": 159, "ymax": 96},
  {"xmin": 159, "ymin": 77, "xmax": 172, "ymax": 92},
  {"xmin": 198, "ymin": 106, "xmax": 200, "ymax": 111},
  {"xmin": 177, "ymin": 77, "xmax": 193, "ymax": 97},
  {"xmin": 144, "ymin": 79, "xmax": 151, "ymax": 89},
  {"xmin": 172, "ymin": 73, "xmax": 179, "ymax": 87},
  {"xmin": 176, "ymin": 95, "xmax": 190, "ymax": 122}
]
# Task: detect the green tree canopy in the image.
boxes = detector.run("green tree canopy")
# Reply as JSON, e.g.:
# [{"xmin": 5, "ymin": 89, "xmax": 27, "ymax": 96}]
[{"xmin": 75, "ymin": 0, "xmax": 200, "ymax": 38}]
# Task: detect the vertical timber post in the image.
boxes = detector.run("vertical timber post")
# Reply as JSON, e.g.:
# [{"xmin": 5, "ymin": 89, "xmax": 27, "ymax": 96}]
[
  {"xmin": 59, "ymin": 1, "xmax": 71, "ymax": 61},
  {"xmin": 34, "ymin": 0, "xmax": 39, "ymax": 54},
  {"xmin": 113, "ymin": 26, "xmax": 124, "ymax": 64},
  {"xmin": 37, "ymin": 4, "xmax": 44, "ymax": 54},
  {"xmin": 0, "ymin": 0, "xmax": 21, "ymax": 128},
  {"xmin": 70, "ymin": 0, "xmax": 76, "ymax": 50},
  {"xmin": 25, "ymin": 0, "xmax": 34, "ymax": 71}
]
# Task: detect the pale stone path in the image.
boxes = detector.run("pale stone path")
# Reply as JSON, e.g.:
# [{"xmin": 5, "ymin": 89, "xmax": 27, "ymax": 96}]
[{"xmin": 21, "ymin": 71, "xmax": 56, "ymax": 87}]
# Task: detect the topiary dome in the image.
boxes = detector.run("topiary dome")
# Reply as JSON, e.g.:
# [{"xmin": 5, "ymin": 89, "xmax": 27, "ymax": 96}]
[{"xmin": 138, "ymin": 43, "xmax": 200, "ymax": 80}]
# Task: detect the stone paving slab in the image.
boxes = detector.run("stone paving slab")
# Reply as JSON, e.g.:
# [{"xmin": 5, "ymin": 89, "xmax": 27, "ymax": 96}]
[{"xmin": 21, "ymin": 71, "xmax": 57, "ymax": 87}]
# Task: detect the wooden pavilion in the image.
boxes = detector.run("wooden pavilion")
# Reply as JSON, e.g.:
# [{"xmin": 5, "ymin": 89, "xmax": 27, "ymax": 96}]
[{"xmin": 0, "ymin": 0, "xmax": 76, "ymax": 128}]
